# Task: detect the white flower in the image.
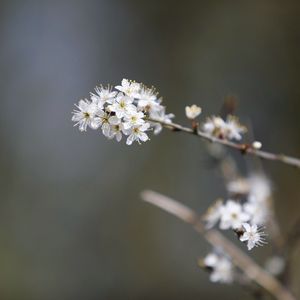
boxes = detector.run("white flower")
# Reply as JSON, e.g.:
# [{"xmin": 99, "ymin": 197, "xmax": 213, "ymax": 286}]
[
  {"xmin": 149, "ymin": 107, "xmax": 175, "ymax": 135},
  {"xmin": 248, "ymin": 175, "xmax": 271, "ymax": 203},
  {"xmin": 202, "ymin": 115, "xmax": 246, "ymax": 141},
  {"xmin": 115, "ymin": 79, "xmax": 140, "ymax": 97},
  {"xmin": 123, "ymin": 111, "xmax": 145, "ymax": 130},
  {"xmin": 240, "ymin": 223, "xmax": 267, "ymax": 250},
  {"xmin": 225, "ymin": 115, "xmax": 247, "ymax": 141},
  {"xmin": 204, "ymin": 253, "xmax": 233, "ymax": 284},
  {"xmin": 108, "ymin": 93, "xmax": 136, "ymax": 118},
  {"xmin": 227, "ymin": 175, "xmax": 271, "ymax": 225},
  {"xmin": 125, "ymin": 123, "xmax": 150, "ymax": 145},
  {"xmin": 137, "ymin": 86, "xmax": 157, "ymax": 102},
  {"xmin": 227, "ymin": 175, "xmax": 271, "ymax": 202},
  {"xmin": 107, "ymin": 116, "xmax": 123, "ymax": 142},
  {"xmin": 203, "ymin": 199, "xmax": 223, "ymax": 229},
  {"xmin": 91, "ymin": 110, "xmax": 113, "ymax": 136},
  {"xmin": 243, "ymin": 201, "xmax": 268, "ymax": 225},
  {"xmin": 152, "ymin": 123, "xmax": 163, "ymax": 135},
  {"xmin": 252, "ymin": 141, "xmax": 262, "ymax": 150},
  {"xmin": 211, "ymin": 258, "xmax": 233, "ymax": 283},
  {"xmin": 202, "ymin": 116, "xmax": 227, "ymax": 138},
  {"xmin": 204, "ymin": 253, "xmax": 219, "ymax": 267},
  {"xmin": 90, "ymin": 85, "xmax": 117, "ymax": 109},
  {"xmin": 185, "ymin": 104, "xmax": 202, "ymax": 119},
  {"xmin": 227, "ymin": 178, "xmax": 250, "ymax": 195},
  {"xmin": 265, "ymin": 256, "xmax": 285, "ymax": 276},
  {"xmin": 138, "ymin": 97, "xmax": 162, "ymax": 114},
  {"xmin": 72, "ymin": 99, "xmax": 98, "ymax": 132},
  {"xmin": 219, "ymin": 200, "xmax": 250, "ymax": 230}
]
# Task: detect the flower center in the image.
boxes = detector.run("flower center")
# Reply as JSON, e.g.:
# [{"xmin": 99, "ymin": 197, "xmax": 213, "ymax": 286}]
[
  {"xmin": 102, "ymin": 116, "xmax": 109, "ymax": 123},
  {"xmin": 231, "ymin": 213, "xmax": 238, "ymax": 220}
]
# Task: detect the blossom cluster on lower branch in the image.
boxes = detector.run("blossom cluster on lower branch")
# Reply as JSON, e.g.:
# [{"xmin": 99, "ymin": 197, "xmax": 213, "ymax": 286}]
[
  {"xmin": 203, "ymin": 174, "xmax": 268, "ymax": 252},
  {"xmin": 201, "ymin": 250, "xmax": 234, "ymax": 284}
]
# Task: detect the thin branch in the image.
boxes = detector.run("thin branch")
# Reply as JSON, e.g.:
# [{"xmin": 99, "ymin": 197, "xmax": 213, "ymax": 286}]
[
  {"xmin": 149, "ymin": 118, "xmax": 300, "ymax": 169},
  {"xmin": 141, "ymin": 190, "xmax": 296, "ymax": 300}
]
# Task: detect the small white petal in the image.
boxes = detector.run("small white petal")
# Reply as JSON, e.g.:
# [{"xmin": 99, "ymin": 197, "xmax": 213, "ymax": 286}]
[
  {"xmin": 109, "ymin": 116, "xmax": 120, "ymax": 125},
  {"xmin": 138, "ymin": 132, "xmax": 149, "ymax": 142}
]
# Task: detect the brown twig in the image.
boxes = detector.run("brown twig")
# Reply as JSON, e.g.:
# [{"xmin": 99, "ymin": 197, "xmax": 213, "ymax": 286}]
[
  {"xmin": 149, "ymin": 118, "xmax": 300, "ymax": 169},
  {"xmin": 141, "ymin": 190, "xmax": 296, "ymax": 300}
]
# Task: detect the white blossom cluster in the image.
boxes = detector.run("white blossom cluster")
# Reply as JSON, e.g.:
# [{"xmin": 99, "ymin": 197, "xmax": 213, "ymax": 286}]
[
  {"xmin": 202, "ymin": 115, "xmax": 247, "ymax": 141},
  {"xmin": 203, "ymin": 174, "xmax": 269, "ymax": 251},
  {"xmin": 184, "ymin": 105, "xmax": 247, "ymax": 142},
  {"xmin": 72, "ymin": 79, "xmax": 174, "ymax": 145},
  {"xmin": 203, "ymin": 251, "xmax": 234, "ymax": 284},
  {"xmin": 227, "ymin": 174, "xmax": 271, "ymax": 226},
  {"xmin": 72, "ymin": 79, "xmax": 249, "ymax": 147}
]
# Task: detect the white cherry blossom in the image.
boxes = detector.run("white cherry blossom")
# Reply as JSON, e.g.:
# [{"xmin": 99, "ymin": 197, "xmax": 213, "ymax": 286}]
[
  {"xmin": 204, "ymin": 252, "xmax": 233, "ymax": 284},
  {"xmin": 115, "ymin": 79, "xmax": 140, "ymax": 97},
  {"xmin": 227, "ymin": 178, "xmax": 250, "ymax": 195},
  {"xmin": 243, "ymin": 201, "xmax": 268, "ymax": 225},
  {"xmin": 203, "ymin": 116, "xmax": 227, "ymax": 138},
  {"xmin": 202, "ymin": 115, "xmax": 246, "ymax": 141},
  {"xmin": 185, "ymin": 104, "xmax": 202, "ymax": 119},
  {"xmin": 125, "ymin": 123, "xmax": 150, "ymax": 145},
  {"xmin": 72, "ymin": 99, "xmax": 98, "ymax": 132},
  {"xmin": 150, "ymin": 107, "xmax": 175, "ymax": 135},
  {"xmin": 239, "ymin": 223, "xmax": 267, "ymax": 250},
  {"xmin": 108, "ymin": 93, "xmax": 136, "ymax": 118},
  {"xmin": 265, "ymin": 256, "xmax": 285, "ymax": 276},
  {"xmin": 252, "ymin": 141, "xmax": 262, "ymax": 149},
  {"xmin": 204, "ymin": 253, "xmax": 219, "ymax": 267},
  {"xmin": 137, "ymin": 87, "xmax": 162, "ymax": 113},
  {"xmin": 90, "ymin": 85, "xmax": 117, "ymax": 109},
  {"xmin": 248, "ymin": 175, "xmax": 271, "ymax": 203},
  {"xmin": 91, "ymin": 110, "xmax": 113, "ymax": 136},
  {"xmin": 225, "ymin": 115, "xmax": 247, "ymax": 141},
  {"xmin": 107, "ymin": 116, "xmax": 123, "ymax": 142},
  {"xmin": 203, "ymin": 199, "xmax": 223, "ymax": 229},
  {"xmin": 123, "ymin": 111, "xmax": 145, "ymax": 130},
  {"xmin": 219, "ymin": 200, "xmax": 250, "ymax": 230}
]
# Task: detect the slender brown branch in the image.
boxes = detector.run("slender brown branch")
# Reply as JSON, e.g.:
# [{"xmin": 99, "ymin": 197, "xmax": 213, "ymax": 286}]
[
  {"xmin": 149, "ymin": 118, "xmax": 300, "ymax": 169},
  {"xmin": 141, "ymin": 190, "xmax": 296, "ymax": 300}
]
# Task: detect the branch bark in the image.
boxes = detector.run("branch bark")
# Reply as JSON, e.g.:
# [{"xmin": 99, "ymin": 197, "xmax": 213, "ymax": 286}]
[
  {"xmin": 149, "ymin": 118, "xmax": 300, "ymax": 169},
  {"xmin": 141, "ymin": 190, "xmax": 296, "ymax": 300}
]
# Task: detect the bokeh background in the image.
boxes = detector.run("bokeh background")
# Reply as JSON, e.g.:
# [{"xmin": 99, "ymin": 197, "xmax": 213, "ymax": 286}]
[{"xmin": 0, "ymin": 1, "xmax": 300, "ymax": 299}]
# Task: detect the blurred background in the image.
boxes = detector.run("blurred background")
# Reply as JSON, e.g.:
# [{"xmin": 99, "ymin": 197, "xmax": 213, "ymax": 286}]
[{"xmin": 0, "ymin": 1, "xmax": 300, "ymax": 299}]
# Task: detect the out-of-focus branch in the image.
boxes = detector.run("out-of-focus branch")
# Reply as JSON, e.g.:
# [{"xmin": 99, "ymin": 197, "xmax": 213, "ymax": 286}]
[
  {"xmin": 149, "ymin": 118, "xmax": 300, "ymax": 169},
  {"xmin": 141, "ymin": 190, "xmax": 296, "ymax": 300},
  {"xmin": 234, "ymin": 274, "xmax": 266, "ymax": 300}
]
